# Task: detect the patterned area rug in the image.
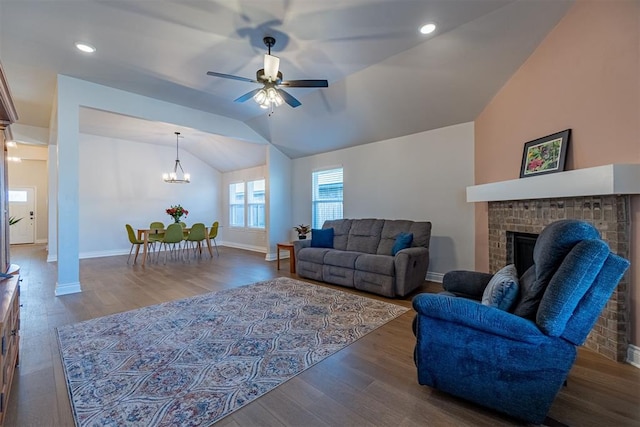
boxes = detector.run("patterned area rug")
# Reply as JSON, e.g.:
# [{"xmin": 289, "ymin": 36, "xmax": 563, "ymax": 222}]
[{"xmin": 57, "ymin": 277, "xmax": 408, "ymax": 426}]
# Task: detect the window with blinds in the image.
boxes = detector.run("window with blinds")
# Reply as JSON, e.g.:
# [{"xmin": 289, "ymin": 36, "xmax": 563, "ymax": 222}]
[
  {"xmin": 229, "ymin": 182, "xmax": 245, "ymax": 227},
  {"xmin": 312, "ymin": 167, "xmax": 343, "ymax": 229},
  {"xmin": 229, "ymin": 179, "xmax": 266, "ymax": 229},
  {"xmin": 229, "ymin": 179, "xmax": 266, "ymax": 228}
]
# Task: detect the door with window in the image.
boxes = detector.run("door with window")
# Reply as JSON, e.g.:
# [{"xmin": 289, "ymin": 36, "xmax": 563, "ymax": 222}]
[{"xmin": 9, "ymin": 187, "xmax": 35, "ymax": 244}]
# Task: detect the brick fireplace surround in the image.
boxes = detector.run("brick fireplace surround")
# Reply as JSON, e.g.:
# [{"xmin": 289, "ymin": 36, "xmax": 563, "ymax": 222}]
[{"xmin": 468, "ymin": 164, "xmax": 640, "ymax": 363}]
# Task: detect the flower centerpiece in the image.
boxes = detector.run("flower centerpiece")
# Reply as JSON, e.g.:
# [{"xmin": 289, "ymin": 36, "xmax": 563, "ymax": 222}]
[
  {"xmin": 166, "ymin": 204, "xmax": 189, "ymax": 223},
  {"xmin": 293, "ymin": 224, "xmax": 311, "ymax": 239}
]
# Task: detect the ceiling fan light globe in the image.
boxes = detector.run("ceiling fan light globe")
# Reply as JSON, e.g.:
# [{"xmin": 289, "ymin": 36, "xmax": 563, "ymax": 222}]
[
  {"xmin": 253, "ymin": 89, "xmax": 267, "ymax": 104},
  {"xmin": 267, "ymin": 87, "xmax": 278, "ymax": 101}
]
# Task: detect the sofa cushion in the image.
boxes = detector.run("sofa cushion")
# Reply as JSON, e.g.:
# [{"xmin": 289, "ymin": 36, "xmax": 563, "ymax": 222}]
[
  {"xmin": 481, "ymin": 264, "xmax": 519, "ymax": 311},
  {"xmin": 297, "ymin": 247, "xmax": 331, "ymax": 264},
  {"xmin": 324, "ymin": 250, "xmax": 361, "ymax": 269},
  {"xmin": 408, "ymin": 221, "xmax": 432, "ymax": 248},
  {"xmin": 377, "ymin": 220, "xmax": 414, "ymax": 255},
  {"xmin": 355, "ymin": 253, "xmax": 395, "ymax": 276},
  {"xmin": 346, "ymin": 219, "xmax": 384, "ymax": 254},
  {"xmin": 311, "ymin": 228, "xmax": 334, "ymax": 248},
  {"xmin": 323, "ymin": 219, "xmax": 352, "ymax": 251},
  {"xmin": 392, "ymin": 232, "xmax": 413, "ymax": 255}
]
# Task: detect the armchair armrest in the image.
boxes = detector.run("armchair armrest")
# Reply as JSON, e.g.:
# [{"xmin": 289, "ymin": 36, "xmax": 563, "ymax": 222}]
[
  {"xmin": 442, "ymin": 270, "xmax": 493, "ymax": 300},
  {"xmin": 412, "ymin": 293, "xmax": 544, "ymax": 344}
]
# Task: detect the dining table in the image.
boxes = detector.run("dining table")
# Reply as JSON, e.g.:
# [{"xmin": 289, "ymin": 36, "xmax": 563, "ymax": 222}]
[{"xmin": 135, "ymin": 226, "xmax": 214, "ymax": 266}]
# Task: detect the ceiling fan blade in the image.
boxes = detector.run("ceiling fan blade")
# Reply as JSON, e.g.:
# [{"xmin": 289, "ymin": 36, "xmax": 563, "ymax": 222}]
[
  {"xmin": 280, "ymin": 79, "xmax": 329, "ymax": 88},
  {"xmin": 206, "ymin": 71, "xmax": 258, "ymax": 84},
  {"xmin": 263, "ymin": 54, "xmax": 280, "ymax": 81},
  {"xmin": 234, "ymin": 88, "xmax": 263, "ymax": 103},
  {"xmin": 278, "ymin": 89, "xmax": 301, "ymax": 108}
]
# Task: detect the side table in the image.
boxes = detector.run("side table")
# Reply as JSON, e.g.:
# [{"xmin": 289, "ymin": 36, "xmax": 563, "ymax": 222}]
[{"xmin": 276, "ymin": 242, "xmax": 296, "ymax": 273}]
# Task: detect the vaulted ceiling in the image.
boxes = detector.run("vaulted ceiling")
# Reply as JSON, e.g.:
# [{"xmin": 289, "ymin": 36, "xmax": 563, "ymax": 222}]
[{"xmin": 0, "ymin": 0, "xmax": 573, "ymax": 171}]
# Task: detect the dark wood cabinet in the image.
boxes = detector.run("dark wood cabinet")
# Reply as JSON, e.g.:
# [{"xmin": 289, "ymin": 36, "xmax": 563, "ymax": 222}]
[
  {"xmin": 0, "ymin": 273, "xmax": 19, "ymax": 425},
  {"xmin": 0, "ymin": 60, "xmax": 20, "ymax": 425}
]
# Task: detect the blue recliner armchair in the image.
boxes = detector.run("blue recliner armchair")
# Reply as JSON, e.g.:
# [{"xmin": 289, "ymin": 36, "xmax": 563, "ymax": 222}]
[{"xmin": 412, "ymin": 220, "xmax": 629, "ymax": 424}]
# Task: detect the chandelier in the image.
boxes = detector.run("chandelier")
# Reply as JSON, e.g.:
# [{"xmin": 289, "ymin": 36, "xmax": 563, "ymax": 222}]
[{"xmin": 162, "ymin": 131, "xmax": 190, "ymax": 184}]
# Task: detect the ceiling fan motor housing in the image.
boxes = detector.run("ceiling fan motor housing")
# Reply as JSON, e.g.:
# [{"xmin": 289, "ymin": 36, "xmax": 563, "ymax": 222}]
[{"xmin": 257, "ymin": 69, "xmax": 282, "ymax": 83}]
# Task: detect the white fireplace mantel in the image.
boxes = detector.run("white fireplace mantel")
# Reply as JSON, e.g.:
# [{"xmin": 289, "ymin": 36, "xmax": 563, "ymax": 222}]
[{"xmin": 467, "ymin": 164, "xmax": 640, "ymax": 203}]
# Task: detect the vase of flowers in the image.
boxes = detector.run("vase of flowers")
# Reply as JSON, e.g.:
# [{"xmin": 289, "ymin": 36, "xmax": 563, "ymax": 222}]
[
  {"xmin": 166, "ymin": 204, "xmax": 189, "ymax": 223},
  {"xmin": 293, "ymin": 224, "xmax": 311, "ymax": 239}
]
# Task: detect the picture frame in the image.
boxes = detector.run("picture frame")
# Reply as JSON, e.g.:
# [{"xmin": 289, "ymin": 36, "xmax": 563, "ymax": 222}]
[{"xmin": 519, "ymin": 129, "xmax": 571, "ymax": 178}]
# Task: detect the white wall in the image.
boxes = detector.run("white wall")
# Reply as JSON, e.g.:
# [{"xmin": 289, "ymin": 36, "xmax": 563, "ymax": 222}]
[
  {"xmin": 292, "ymin": 122, "xmax": 476, "ymax": 278},
  {"xmin": 78, "ymin": 134, "xmax": 221, "ymax": 258},
  {"xmin": 221, "ymin": 165, "xmax": 268, "ymax": 253},
  {"xmin": 266, "ymin": 145, "xmax": 293, "ymax": 259}
]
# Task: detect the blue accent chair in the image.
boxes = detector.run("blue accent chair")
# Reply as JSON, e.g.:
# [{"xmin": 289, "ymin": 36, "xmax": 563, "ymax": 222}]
[{"xmin": 412, "ymin": 220, "xmax": 629, "ymax": 424}]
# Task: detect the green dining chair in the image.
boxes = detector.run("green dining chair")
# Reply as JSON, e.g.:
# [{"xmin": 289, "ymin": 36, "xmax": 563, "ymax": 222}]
[
  {"xmin": 209, "ymin": 221, "xmax": 219, "ymax": 256},
  {"xmin": 180, "ymin": 221, "xmax": 189, "ymax": 238},
  {"xmin": 157, "ymin": 223, "xmax": 185, "ymax": 264},
  {"xmin": 125, "ymin": 224, "xmax": 145, "ymax": 264},
  {"xmin": 183, "ymin": 223, "xmax": 207, "ymax": 260},
  {"xmin": 148, "ymin": 221, "xmax": 165, "ymax": 252}
]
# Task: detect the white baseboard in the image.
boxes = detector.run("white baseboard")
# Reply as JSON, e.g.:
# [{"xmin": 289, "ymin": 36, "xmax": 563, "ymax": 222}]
[
  {"xmin": 627, "ymin": 344, "xmax": 640, "ymax": 369},
  {"xmin": 426, "ymin": 272, "xmax": 444, "ymax": 283},
  {"xmin": 79, "ymin": 249, "xmax": 130, "ymax": 259},
  {"xmin": 55, "ymin": 281, "xmax": 82, "ymax": 296},
  {"xmin": 218, "ymin": 241, "xmax": 266, "ymax": 254}
]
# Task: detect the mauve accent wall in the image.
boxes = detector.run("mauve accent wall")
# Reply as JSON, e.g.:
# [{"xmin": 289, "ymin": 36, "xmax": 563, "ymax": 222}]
[{"xmin": 474, "ymin": 0, "xmax": 640, "ymax": 346}]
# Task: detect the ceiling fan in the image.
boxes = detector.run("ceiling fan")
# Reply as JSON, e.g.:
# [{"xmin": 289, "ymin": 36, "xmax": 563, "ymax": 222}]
[{"xmin": 206, "ymin": 36, "xmax": 328, "ymax": 112}]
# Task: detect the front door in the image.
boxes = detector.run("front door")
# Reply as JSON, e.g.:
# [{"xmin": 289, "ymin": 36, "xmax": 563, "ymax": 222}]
[{"xmin": 9, "ymin": 187, "xmax": 35, "ymax": 244}]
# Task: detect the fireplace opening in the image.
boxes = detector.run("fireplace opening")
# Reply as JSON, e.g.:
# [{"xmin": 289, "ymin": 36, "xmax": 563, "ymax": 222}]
[{"xmin": 510, "ymin": 232, "xmax": 538, "ymax": 275}]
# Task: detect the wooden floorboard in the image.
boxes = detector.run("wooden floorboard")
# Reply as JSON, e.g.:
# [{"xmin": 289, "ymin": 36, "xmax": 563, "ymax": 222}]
[{"xmin": 4, "ymin": 243, "xmax": 640, "ymax": 426}]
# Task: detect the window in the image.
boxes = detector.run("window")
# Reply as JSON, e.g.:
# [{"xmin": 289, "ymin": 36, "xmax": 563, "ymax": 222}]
[
  {"xmin": 229, "ymin": 182, "xmax": 245, "ymax": 227},
  {"xmin": 247, "ymin": 179, "xmax": 265, "ymax": 228},
  {"xmin": 8, "ymin": 190, "xmax": 27, "ymax": 202},
  {"xmin": 312, "ymin": 168, "xmax": 343, "ymax": 229},
  {"xmin": 229, "ymin": 179, "xmax": 266, "ymax": 229}
]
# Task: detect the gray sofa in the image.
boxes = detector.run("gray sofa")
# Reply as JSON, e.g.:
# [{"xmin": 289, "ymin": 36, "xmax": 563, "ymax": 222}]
[{"xmin": 293, "ymin": 218, "xmax": 431, "ymax": 297}]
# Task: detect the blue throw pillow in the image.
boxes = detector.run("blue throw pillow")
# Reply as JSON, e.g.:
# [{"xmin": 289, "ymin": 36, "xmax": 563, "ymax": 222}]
[
  {"xmin": 482, "ymin": 264, "xmax": 519, "ymax": 311},
  {"xmin": 311, "ymin": 228, "xmax": 334, "ymax": 248},
  {"xmin": 392, "ymin": 232, "xmax": 413, "ymax": 255}
]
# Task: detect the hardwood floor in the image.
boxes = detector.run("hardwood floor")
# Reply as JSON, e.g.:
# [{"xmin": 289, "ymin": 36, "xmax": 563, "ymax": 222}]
[{"xmin": 4, "ymin": 244, "xmax": 640, "ymax": 426}]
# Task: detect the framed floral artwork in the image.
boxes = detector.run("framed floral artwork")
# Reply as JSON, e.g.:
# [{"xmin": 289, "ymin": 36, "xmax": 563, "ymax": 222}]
[{"xmin": 519, "ymin": 129, "xmax": 571, "ymax": 178}]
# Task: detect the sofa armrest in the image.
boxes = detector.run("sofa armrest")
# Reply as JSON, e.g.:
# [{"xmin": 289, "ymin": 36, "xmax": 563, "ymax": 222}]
[
  {"xmin": 412, "ymin": 293, "xmax": 543, "ymax": 343},
  {"xmin": 293, "ymin": 239, "xmax": 311, "ymax": 259},
  {"xmin": 442, "ymin": 270, "xmax": 493, "ymax": 301},
  {"xmin": 394, "ymin": 247, "xmax": 429, "ymax": 297}
]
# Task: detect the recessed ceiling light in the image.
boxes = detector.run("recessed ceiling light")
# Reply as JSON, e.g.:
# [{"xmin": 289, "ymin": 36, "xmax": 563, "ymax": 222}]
[
  {"xmin": 420, "ymin": 23, "xmax": 437, "ymax": 35},
  {"xmin": 75, "ymin": 42, "xmax": 96, "ymax": 53}
]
